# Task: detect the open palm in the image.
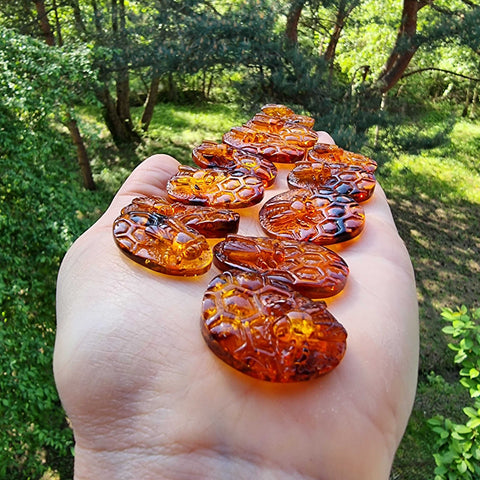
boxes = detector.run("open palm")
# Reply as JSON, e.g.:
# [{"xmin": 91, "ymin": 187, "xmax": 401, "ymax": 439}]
[{"xmin": 54, "ymin": 137, "xmax": 419, "ymax": 480}]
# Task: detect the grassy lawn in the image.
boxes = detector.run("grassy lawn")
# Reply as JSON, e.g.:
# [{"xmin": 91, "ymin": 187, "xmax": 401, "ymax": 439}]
[
  {"xmin": 77, "ymin": 102, "xmax": 480, "ymax": 479},
  {"xmin": 378, "ymin": 118, "xmax": 480, "ymax": 478}
]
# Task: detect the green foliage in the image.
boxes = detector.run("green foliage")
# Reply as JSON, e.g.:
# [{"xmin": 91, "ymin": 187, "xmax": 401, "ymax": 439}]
[
  {"xmin": 0, "ymin": 28, "xmax": 104, "ymax": 480},
  {"xmin": 0, "ymin": 27, "xmax": 95, "ymax": 123},
  {"xmin": 428, "ymin": 306, "xmax": 480, "ymax": 480}
]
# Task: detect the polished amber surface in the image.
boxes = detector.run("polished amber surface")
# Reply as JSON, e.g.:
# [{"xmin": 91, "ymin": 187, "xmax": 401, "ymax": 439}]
[
  {"xmin": 261, "ymin": 104, "xmax": 295, "ymax": 117},
  {"xmin": 260, "ymin": 104, "xmax": 316, "ymax": 129},
  {"xmin": 167, "ymin": 165, "xmax": 264, "ymax": 208},
  {"xmin": 213, "ymin": 235, "xmax": 349, "ymax": 298},
  {"xmin": 192, "ymin": 141, "xmax": 277, "ymax": 187},
  {"xmin": 223, "ymin": 126, "xmax": 306, "ymax": 163},
  {"xmin": 121, "ymin": 196, "xmax": 240, "ymax": 238},
  {"xmin": 259, "ymin": 188, "xmax": 365, "ymax": 245},
  {"xmin": 201, "ymin": 270, "xmax": 347, "ymax": 382},
  {"xmin": 245, "ymin": 114, "xmax": 318, "ymax": 149},
  {"xmin": 308, "ymin": 143, "xmax": 377, "ymax": 173},
  {"xmin": 113, "ymin": 211, "xmax": 212, "ymax": 276},
  {"xmin": 287, "ymin": 161, "xmax": 376, "ymax": 203}
]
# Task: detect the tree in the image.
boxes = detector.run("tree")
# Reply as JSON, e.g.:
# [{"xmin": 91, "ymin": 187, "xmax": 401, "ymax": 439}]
[
  {"xmin": 375, "ymin": 0, "xmax": 432, "ymax": 93},
  {"xmin": 324, "ymin": 0, "xmax": 361, "ymax": 66},
  {"xmin": 286, "ymin": 0, "xmax": 309, "ymax": 44},
  {"xmin": 33, "ymin": 0, "xmax": 55, "ymax": 45},
  {"xmin": 90, "ymin": 0, "xmax": 141, "ymax": 144}
]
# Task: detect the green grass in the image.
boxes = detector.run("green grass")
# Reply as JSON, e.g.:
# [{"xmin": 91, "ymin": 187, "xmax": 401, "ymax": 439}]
[
  {"xmin": 77, "ymin": 102, "xmax": 250, "ymax": 197},
  {"xmin": 134, "ymin": 102, "xmax": 249, "ymax": 164},
  {"xmin": 377, "ymin": 118, "xmax": 480, "ymax": 479}
]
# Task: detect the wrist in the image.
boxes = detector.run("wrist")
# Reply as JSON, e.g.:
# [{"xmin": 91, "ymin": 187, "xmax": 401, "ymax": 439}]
[{"xmin": 73, "ymin": 444, "xmax": 313, "ymax": 480}]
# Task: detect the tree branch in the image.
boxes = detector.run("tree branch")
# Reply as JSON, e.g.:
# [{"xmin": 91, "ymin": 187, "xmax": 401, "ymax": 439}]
[{"xmin": 401, "ymin": 67, "xmax": 480, "ymax": 82}]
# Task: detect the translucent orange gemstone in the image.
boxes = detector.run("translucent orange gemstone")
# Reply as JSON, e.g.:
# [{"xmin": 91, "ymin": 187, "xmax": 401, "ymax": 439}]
[
  {"xmin": 167, "ymin": 165, "xmax": 264, "ymax": 208},
  {"xmin": 260, "ymin": 104, "xmax": 295, "ymax": 117},
  {"xmin": 201, "ymin": 270, "xmax": 347, "ymax": 382},
  {"xmin": 113, "ymin": 211, "xmax": 212, "ymax": 276},
  {"xmin": 308, "ymin": 143, "xmax": 377, "ymax": 173},
  {"xmin": 260, "ymin": 104, "xmax": 316, "ymax": 129},
  {"xmin": 121, "ymin": 196, "xmax": 240, "ymax": 238},
  {"xmin": 213, "ymin": 234, "xmax": 349, "ymax": 298},
  {"xmin": 223, "ymin": 126, "xmax": 306, "ymax": 163},
  {"xmin": 259, "ymin": 188, "xmax": 365, "ymax": 245},
  {"xmin": 287, "ymin": 161, "xmax": 376, "ymax": 203},
  {"xmin": 244, "ymin": 114, "xmax": 318, "ymax": 149},
  {"xmin": 192, "ymin": 141, "xmax": 277, "ymax": 187}
]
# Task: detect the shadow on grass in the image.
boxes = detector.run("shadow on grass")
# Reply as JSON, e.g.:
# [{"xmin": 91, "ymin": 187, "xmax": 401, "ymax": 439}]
[
  {"xmin": 380, "ymin": 165, "xmax": 480, "ymax": 377},
  {"xmin": 383, "ymin": 164, "xmax": 480, "ymax": 479}
]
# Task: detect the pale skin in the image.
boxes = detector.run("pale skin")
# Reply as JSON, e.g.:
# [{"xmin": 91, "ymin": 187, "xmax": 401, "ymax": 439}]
[{"xmin": 54, "ymin": 132, "xmax": 419, "ymax": 480}]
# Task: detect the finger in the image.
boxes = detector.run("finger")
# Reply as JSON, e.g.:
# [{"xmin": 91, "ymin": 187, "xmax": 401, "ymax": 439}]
[
  {"xmin": 316, "ymin": 131, "xmax": 336, "ymax": 144},
  {"xmin": 99, "ymin": 154, "xmax": 181, "ymax": 227}
]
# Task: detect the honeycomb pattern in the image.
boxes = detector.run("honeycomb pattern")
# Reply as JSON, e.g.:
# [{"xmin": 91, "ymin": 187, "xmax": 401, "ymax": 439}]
[
  {"xmin": 308, "ymin": 143, "xmax": 377, "ymax": 173},
  {"xmin": 213, "ymin": 235, "xmax": 348, "ymax": 298},
  {"xmin": 259, "ymin": 188, "xmax": 365, "ymax": 245},
  {"xmin": 223, "ymin": 126, "xmax": 306, "ymax": 163},
  {"xmin": 288, "ymin": 161, "xmax": 376, "ymax": 202},
  {"xmin": 213, "ymin": 235, "xmax": 349, "ymax": 298},
  {"xmin": 260, "ymin": 104, "xmax": 316, "ymax": 129},
  {"xmin": 113, "ymin": 211, "xmax": 213, "ymax": 276},
  {"xmin": 201, "ymin": 270, "xmax": 347, "ymax": 382},
  {"xmin": 244, "ymin": 114, "xmax": 318, "ymax": 148},
  {"xmin": 167, "ymin": 165, "xmax": 264, "ymax": 208},
  {"xmin": 192, "ymin": 141, "xmax": 277, "ymax": 187},
  {"xmin": 121, "ymin": 196, "xmax": 240, "ymax": 238}
]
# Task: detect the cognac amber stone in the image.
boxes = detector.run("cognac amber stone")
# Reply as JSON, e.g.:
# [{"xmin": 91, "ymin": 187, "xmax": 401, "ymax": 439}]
[
  {"xmin": 223, "ymin": 126, "xmax": 306, "ymax": 163},
  {"xmin": 287, "ymin": 161, "xmax": 376, "ymax": 203},
  {"xmin": 113, "ymin": 211, "xmax": 212, "ymax": 276},
  {"xmin": 260, "ymin": 104, "xmax": 295, "ymax": 117},
  {"xmin": 167, "ymin": 165, "xmax": 264, "ymax": 208},
  {"xmin": 213, "ymin": 235, "xmax": 349, "ymax": 298},
  {"xmin": 192, "ymin": 141, "xmax": 277, "ymax": 187},
  {"xmin": 259, "ymin": 188, "xmax": 365, "ymax": 245},
  {"xmin": 308, "ymin": 143, "xmax": 377, "ymax": 173},
  {"xmin": 201, "ymin": 270, "xmax": 347, "ymax": 382},
  {"xmin": 121, "ymin": 196, "xmax": 240, "ymax": 238},
  {"xmin": 244, "ymin": 115, "xmax": 318, "ymax": 149},
  {"xmin": 260, "ymin": 104, "xmax": 316, "ymax": 129}
]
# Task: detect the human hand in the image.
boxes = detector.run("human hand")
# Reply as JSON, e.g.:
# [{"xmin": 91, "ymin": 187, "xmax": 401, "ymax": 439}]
[{"xmin": 54, "ymin": 133, "xmax": 419, "ymax": 480}]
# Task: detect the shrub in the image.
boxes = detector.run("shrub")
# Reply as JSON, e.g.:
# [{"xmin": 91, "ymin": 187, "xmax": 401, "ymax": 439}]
[{"xmin": 428, "ymin": 306, "xmax": 480, "ymax": 479}]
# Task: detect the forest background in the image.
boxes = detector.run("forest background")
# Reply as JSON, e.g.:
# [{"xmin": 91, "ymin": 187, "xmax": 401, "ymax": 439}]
[{"xmin": 1, "ymin": 0, "xmax": 479, "ymax": 479}]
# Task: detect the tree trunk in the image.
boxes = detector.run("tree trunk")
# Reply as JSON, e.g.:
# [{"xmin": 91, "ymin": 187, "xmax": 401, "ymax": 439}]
[
  {"xmin": 462, "ymin": 84, "xmax": 472, "ymax": 117},
  {"xmin": 113, "ymin": 0, "xmax": 140, "ymax": 142},
  {"xmin": 33, "ymin": 0, "xmax": 55, "ymax": 46},
  {"xmin": 96, "ymin": 85, "xmax": 135, "ymax": 144},
  {"xmin": 324, "ymin": 1, "xmax": 360, "ymax": 66},
  {"xmin": 376, "ymin": 0, "xmax": 431, "ymax": 93},
  {"xmin": 285, "ymin": 0, "xmax": 307, "ymax": 45},
  {"xmin": 141, "ymin": 75, "xmax": 160, "ymax": 132},
  {"xmin": 67, "ymin": 115, "xmax": 96, "ymax": 190},
  {"xmin": 116, "ymin": 69, "xmax": 132, "ymax": 127},
  {"xmin": 33, "ymin": 0, "xmax": 95, "ymax": 187},
  {"xmin": 52, "ymin": 0, "xmax": 63, "ymax": 47},
  {"xmin": 470, "ymin": 84, "xmax": 478, "ymax": 118},
  {"xmin": 69, "ymin": 0, "xmax": 87, "ymax": 35},
  {"xmin": 92, "ymin": 0, "xmax": 102, "ymax": 33}
]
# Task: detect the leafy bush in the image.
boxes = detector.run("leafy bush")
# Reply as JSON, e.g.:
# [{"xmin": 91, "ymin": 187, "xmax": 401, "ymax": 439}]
[
  {"xmin": 428, "ymin": 306, "xmax": 480, "ymax": 480},
  {"xmin": 0, "ymin": 29, "xmax": 106, "ymax": 479}
]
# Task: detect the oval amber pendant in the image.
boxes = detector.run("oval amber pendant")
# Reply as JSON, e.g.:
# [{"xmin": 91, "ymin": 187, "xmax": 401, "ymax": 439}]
[
  {"xmin": 113, "ymin": 211, "xmax": 212, "ymax": 276},
  {"xmin": 201, "ymin": 270, "xmax": 347, "ymax": 382},
  {"xmin": 259, "ymin": 188, "xmax": 366, "ymax": 245},
  {"xmin": 213, "ymin": 235, "xmax": 349, "ymax": 298}
]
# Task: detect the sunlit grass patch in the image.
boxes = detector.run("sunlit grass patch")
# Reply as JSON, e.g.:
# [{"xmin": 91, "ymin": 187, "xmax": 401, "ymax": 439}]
[
  {"xmin": 136, "ymin": 102, "xmax": 248, "ymax": 163},
  {"xmin": 380, "ymin": 120, "xmax": 480, "ymax": 205}
]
